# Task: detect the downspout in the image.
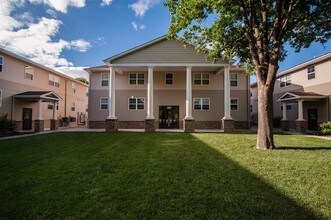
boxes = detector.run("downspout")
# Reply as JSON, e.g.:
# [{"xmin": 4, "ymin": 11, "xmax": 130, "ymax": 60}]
[
  {"xmin": 247, "ymin": 74, "xmax": 251, "ymax": 128},
  {"xmin": 11, "ymin": 96, "xmax": 14, "ymax": 121},
  {"xmin": 65, "ymin": 80, "xmax": 68, "ymax": 117}
]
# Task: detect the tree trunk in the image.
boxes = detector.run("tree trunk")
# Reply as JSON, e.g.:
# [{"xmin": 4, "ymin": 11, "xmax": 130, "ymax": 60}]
[{"xmin": 256, "ymin": 80, "xmax": 275, "ymax": 150}]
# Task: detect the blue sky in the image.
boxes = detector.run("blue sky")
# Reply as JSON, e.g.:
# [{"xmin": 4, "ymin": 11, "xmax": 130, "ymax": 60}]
[{"xmin": 0, "ymin": 0, "xmax": 330, "ymax": 80}]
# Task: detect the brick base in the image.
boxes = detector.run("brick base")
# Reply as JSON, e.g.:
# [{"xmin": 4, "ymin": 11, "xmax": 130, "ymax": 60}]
[
  {"xmin": 281, "ymin": 119, "xmax": 290, "ymax": 131},
  {"xmin": 105, "ymin": 119, "xmax": 118, "ymax": 132},
  {"xmin": 34, "ymin": 120, "xmax": 44, "ymax": 133},
  {"xmin": 296, "ymin": 120, "xmax": 307, "ymax": 133},
  {"xmin": 50, "ymin": 119, "xmax": 59, "ymax": 130},
  {"xmin": 183, "ymin": 119, "xmax": 195, "ymax": 132},
  {"xmin": 118, "ymin": 121, "xmax": 145, "ymax": 129},
  {"xmin": 222, "ymin": 119, "xmax": 234, "ymax": 132},
  {"xmin": 145, "ymin": 119, "xmax": 155, "ymax": 132},
  {"xmin": 88, "ymin": 121, "xmax": 105, "ymax": 129}
]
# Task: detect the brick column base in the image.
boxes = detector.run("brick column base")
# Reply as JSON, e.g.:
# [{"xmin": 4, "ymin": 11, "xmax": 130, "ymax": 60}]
[
  {"xmin": 50, "ymin": 119, "xmax": 59, "ymax": 130},
  {"xmin": 145, "ymin": 119, "xmax": 155, "ymax": 132},
  {"xmin": 296, "ymin": 120, "xmax": 307, "ymax": 133},
  {"xmin": 105, "ymin": 119, "xmax": 118, "ymax": 132},
  {"xmin": 281, "ymin": 119, "xmax": 289, "ymax": 131},
  {"xmin": 222, "ymin": 119, "xmax": 234, "ymax": 132},
  {"xmin": 184, "ymin": 119, "xmax": 195, "ymax": 132},
  {"xmin": 34, "ymin": 120, "xmax": 44, "ymax": 133}
]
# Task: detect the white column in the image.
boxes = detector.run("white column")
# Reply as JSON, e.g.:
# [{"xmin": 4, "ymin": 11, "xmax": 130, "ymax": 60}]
[
  {"xmin": 52, "ymin": 101, "xmax": 57, "ymax": 119},
  {"xmin": 282, "ymin": 102, "xmax": 287, "ymax": 120},
  {"xmin": 37, "ymin": 99, "xmax": 43, "ymax": 120},
  {"xmin": 147, "ymin": 66, "xmax": 154, "ymax": 119},
  {"xmin": 223, "ymin": 66, "xmax": 232, "ymax": 119},
  {"xmin": 107, "ymin": 66, "xmax": 117, "ymax": 119},
  {"xmin": 185, "ymin": 66, "xmax": 193, "ymax": 119},
  {"xmin": 297, "ymin": 100, "xmax": 304, "ymax": 120}
]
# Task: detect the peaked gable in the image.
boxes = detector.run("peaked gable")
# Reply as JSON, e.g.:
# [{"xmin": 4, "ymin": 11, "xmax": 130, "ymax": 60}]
[{"xmin": 109, "ymin": 38, "xmax": 228, "ymax": 65}]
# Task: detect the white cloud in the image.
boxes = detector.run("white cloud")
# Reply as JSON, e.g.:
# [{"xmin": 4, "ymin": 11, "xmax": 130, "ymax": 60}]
[
  {"xmin": 55, "ymin": 66, "xmax": 89, "ymax": 79},
  {"xmin": 29, "ymin": 0, "xmax": 86, "ymax": 13},
  {"xmin": 46, "ymin": 9, "xmax": 57, "ymax": 17},
  {"xmin": 0, "ymin": 0, "xmax": 91, "ymax": 78},
  {"xmin": 100, "ymin": 0, "xmax": 112, "ymax": 6},
  {"xmin": 131, "ymin": 21, "xmax": 146, "ymax": 31},
  {"xmin": 129, "ymin": 0, "xmax": 159, "ymax": 17}
]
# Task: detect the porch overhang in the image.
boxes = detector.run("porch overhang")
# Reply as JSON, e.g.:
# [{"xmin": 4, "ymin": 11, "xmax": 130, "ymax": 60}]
[
  {"xmin": 277, "ymin": 91, "xmax": 326, "ymax": 102},
  {"xmin": 14, "ymin": 91, "xmax": 62, "ymax": 102}
]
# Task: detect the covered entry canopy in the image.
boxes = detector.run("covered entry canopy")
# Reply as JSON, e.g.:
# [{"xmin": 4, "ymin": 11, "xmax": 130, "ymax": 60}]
[
  {"xmin": 277, "ymin": 91, "xmax": 326, "ymax": 102},
  {"xmin": 14, "ymin": 91, "xmax": 62, "ymax": 102}
]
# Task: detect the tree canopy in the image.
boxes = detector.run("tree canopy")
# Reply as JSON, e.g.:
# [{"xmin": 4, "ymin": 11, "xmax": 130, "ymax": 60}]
[{"xmin": 76, "ymin": 77, "xmax": 89, "ymax": 84}]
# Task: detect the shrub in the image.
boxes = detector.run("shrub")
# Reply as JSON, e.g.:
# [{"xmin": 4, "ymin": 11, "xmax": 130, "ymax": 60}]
[
  {"xmin": 0, "ymin": 114, "xmax": 16, "ymax": 132},
  {"xmin": 319, "ymin": 121, "xmax": 331, "ymax": 135}
]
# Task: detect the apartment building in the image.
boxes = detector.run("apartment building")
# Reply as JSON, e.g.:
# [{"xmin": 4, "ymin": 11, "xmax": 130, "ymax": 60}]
[
  {"xmin": 0, "ymin": 48, "xmax": 88, "ymax": 132},
  {"xmin": 86, "ymin": 36, "xmax": 250, "ymax": 132},
  {"xmin": 251, "ymin": 52, "xmax": 331, "ymax": 132}
]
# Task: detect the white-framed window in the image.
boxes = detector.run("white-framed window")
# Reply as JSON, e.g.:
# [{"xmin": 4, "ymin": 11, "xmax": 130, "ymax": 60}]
[
  {"xmin": 307, "ymin": 66, "xmax": 315, "ymax": 80},
  {"xmin": 101, "ymin": 73, "xmax": 109, "ymax": 86},
  {"xmin": 194, "ymin": 73, "xmax": 209, "ymax": 85},
  {"xmin": 72, "ymin": 82, "xmax": 76, "ymax": 93},
  {"xmin": 0, "ymin": 56, "xmax": 3, "ymax": 72},
  {"xmin": 0, "ymin": 90, "xmax": 2, "ymax": 107},
  {"xmin": 100, "ymin": 97, "xmax": 108, "ymax": 110},
  {"xmin": 193, "ymin": 98, "xmax": 210, "ymax": 110},
  {"xmin": 86, "ymin": 87, "xmax": 89, "ymax": 96},
  {"xmin": 24, "ymin": 65, "xmax": 34, "ymax": 80},
  {"xmin": 47, "ymin": 102, "xmax": 58, "ymax": 110},
  {"xmin": 230, "ymin": 73, "xmax": 238, "ymax": 86},
  {"xmin": 231, "ymin": 98, "xmax": 238, "ymax": 110},
  {"xmin": 129, "ymin": 73, "xmax": 145, "ymax": 85},
  {"xmin": 71, "ymin": 102, "xmax": 75, "ymax": 111},
  {"xmin": 49, "ymin": 74, "xmax": 60, "ymax": 87},
  {"xmin": 280, "ymin": 74, "xmax": 291, "ymax": 87},
  {"xmin": 281, "ymin": 102, "xmax": 292, "ymax": 111},
  {"xmin": 165, "ymin": 72, "xmax": 173, "ymax": 85},
  {"xmin": 128, "ymin": 97, "xmax": 145, "ymax": 110}
]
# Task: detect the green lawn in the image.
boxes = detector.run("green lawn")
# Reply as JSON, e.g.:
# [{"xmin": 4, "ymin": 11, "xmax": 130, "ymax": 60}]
[{"xmin": 0, "ymin": 132, "xmax": 330, "ymax": 219}]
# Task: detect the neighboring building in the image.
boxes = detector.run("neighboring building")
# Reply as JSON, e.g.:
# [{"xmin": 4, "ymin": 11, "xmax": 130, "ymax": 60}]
[
  {"xmin": 0, "ymin": 48, "xmax": 88, "ymax": 132},
  {"xmin": 251, "ymin": 52, "xmax": 331, "ymax": 132},
  {"xmin": 85, "ymin": 36, "xmax": 250, "ymax": 132}
]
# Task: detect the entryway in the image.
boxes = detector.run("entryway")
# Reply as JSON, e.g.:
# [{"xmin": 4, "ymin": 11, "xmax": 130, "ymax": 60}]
[
  {"xmin": 22, "ymin": 108, "xmax": 32, "ymax": 130},
  {"xmin": 308, "ymin": 108, "xmax": 318, "ymax": 131},
  {"xmin": 159, "ymin": 106, "xmax": 179, "ymax": 129}
]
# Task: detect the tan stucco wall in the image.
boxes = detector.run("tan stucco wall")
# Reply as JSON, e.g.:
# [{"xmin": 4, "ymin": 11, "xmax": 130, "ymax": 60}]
[{"xmin": 0, "ymin": 52, "xmax": 88, "ymax": 128}]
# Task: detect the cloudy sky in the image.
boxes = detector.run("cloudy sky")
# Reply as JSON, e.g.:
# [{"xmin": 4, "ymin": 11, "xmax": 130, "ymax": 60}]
[{"xmin": 0, "ymin": 0, "xmax": 330, "ymax": 80}]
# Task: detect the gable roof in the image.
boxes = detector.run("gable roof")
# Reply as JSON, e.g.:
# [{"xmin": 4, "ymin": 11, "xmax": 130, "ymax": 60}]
[
  {"xmin": 277, "ymin": 91, "xmax": 325, "ymax": 102},
  {"xmin": 14, "ymin": 91, "xmax": 62, "ymax": 101}
]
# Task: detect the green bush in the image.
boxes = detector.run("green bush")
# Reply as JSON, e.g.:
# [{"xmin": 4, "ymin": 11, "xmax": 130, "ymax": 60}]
[
  {"xmin": 0, "ymin": 114, "xmax": 16, "ymax": 132},
  {"xmin": 319, "ymin": 121, "xmax": 331, "ymax": 135}
]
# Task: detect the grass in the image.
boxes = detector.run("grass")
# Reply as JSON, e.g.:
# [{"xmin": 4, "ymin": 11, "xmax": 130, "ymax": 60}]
[{"xmin": 0, "ymin": 132, "xmax": 330, "ymax": 219}]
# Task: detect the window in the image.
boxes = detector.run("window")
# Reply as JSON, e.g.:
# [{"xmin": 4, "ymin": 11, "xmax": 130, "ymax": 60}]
[
  {"xmin": 129, "ymin": 73, "xmax": 145, "ymax": 85},
  {"xmin": 101, "ymin": 73, "xmax": 108, "ymax": 86},
  {"xmin": 72, "ymin": 83, "xmax": 76, "ymax": 93},
  {"xmin": 193, "ymin": 98, "xmax": 210, "ymax": 110},
  {"xmin": 25, "ymin": 65, "xmax": 34, "ymax": 80},
  {"xmin": 307, "ymin": 66, "xmax": 315, "ymax": 80},
  {"xmin": 281, "ymin": 102, "xmax": 292, "ymax": 111},
  {"xmin": 280, "ymin": 74, "xmax": 291, "ymax": 87},
  {"xmin": 100, "ymin": 97, "xmax": 108, "ymax": 110},
  {"xmin": 0, "ymin": 90, "xmax": 2, "ymax": 107},
  {"xmin": 49, "ymin": 74, "xmax": 60, "ymax": 87},
  {"xmin": 71, "ymin": 102, "xmax": 75, "ymax": 111},
  {"xmin": 47, "ymin": 102, "xmax": 58, "ymax": 110},
  {"xmin": 231, "ymin": 98, "xmax": 238, "ymax": 110},
  {"xmin": 0, "ymin": 56, "xmax": 3, "ymax": 72},
  {"xmin": 128, "ymin": 97, "xmax": 145, "ymax": 110},
  {"xmin": 230, "ymin": 74, "xmax": 238, "ymax": 86},
  {"xmin": 86, "ymin": 87, "xmax": 89, "ymax": 96},
  {"xmin": 194, "ymin": 73, "xmax": 209, "ymax": 85},
  {"xmin": 165, "ymin": 73, "xmax": 173, "ymax": 85}
]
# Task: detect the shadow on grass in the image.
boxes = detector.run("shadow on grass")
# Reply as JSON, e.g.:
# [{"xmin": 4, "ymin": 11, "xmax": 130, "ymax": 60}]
[
  {"xmin": 0, "ymin": 132, "xmax": 321, "ymax": 219},
  {"xmin": 277, "ymin": 146, "xmax": 331, "ymax": 150}
]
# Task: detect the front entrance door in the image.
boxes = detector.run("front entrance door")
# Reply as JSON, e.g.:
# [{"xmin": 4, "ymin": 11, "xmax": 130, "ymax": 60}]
[
  {"xmin": 159, "ymin": 106, "xmax": 179, "ymax": 129},
  {"xmin": 308, "ymin": 109, "xmax": 318, "ymax": 131},
  {"xmin": 22, "ymin": 108, "xmax": 32, "ymax": 130}
]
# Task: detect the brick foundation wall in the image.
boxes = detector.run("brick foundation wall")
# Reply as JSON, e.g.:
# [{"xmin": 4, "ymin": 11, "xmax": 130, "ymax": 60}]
[
  {"xmin": 88, "ymin": 121, "xmax": 105, "ymax": 129},
  {"xmin": 234, "ymin": 121, "xmax": 250, "ymax": 129},
  {"xmin": 195, "ymin": 121, "xmax": 221, "ymax": 129},
  {"xmin": 118, "ymin": 121, "xmax": 145, "ymax": 129}
]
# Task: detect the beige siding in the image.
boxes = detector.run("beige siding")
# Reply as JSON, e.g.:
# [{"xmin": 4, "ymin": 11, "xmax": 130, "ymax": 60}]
[{"xmin": 111, "ymin": 39, "xmax": 227, "ymax": 64}]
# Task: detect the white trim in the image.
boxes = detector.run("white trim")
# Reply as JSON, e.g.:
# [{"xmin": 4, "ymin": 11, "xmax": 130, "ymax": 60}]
[
  {"xmin": 72, "ymin": 82, "xmax": 76, "ymax": 93},
  {"xmin": 230, "ymin": 73, "xmax": 238, "ymax": 87},
  {"xmin": 230, "ymin": 97, "xmax": 239, "ymax": 111},
  {"xmin": 109, "ymin": 63, "xmax": 230, "ymax": 67},
  {"xmin": 100, "ymin": 97, "xmax": 108, "ymax": 110},
  {"xmin": 307, "ymin": 65, "xmax": 315, "ymax": 80},
  {"xmin": 0, "ymin": 55, "xmax": 3, "ymax": 72},
  {"xmin": 280, "ymin": 102, "xmax": 292, "ymax": 111},
  {"xmin": 71, "ymin": 102, "xmax": 76, "ymax": 112},
  {"xmin": 128, "ymin": 73, "xmax": 145, "ymax": 85},
  {"xmin": 128, "ymin": 97, "xmax": 145, "ymax": 110},
  {"xmin": 193, "ymin": 97, "xmax": 210, "ymax": 111},
  {"xmin": 193, "ymin": 73, "xmax": 210, "ymax": 86},
  {"xmin": 24, "ymin": 65, "xmax": 34, "ymax": 80},
  {"xmin": 0, "ymin": 90, "xmax": 2, "ymax": 107},
  {"xmin": 101, "ymin": 73, "xmax": 109, "ymax": 86}
]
